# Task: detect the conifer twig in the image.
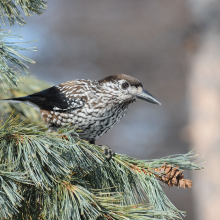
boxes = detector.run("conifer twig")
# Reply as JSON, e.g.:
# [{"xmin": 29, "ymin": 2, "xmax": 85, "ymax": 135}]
[
  {"xmin": 0, "ymin": 0, "xmax": 47, "ymax": 26},
  {"xmin": 0, "ymin": 30, "xmax": 36, "ymax": 90}
]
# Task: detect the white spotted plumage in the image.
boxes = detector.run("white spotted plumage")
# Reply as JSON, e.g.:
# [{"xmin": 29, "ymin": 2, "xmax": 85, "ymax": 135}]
[{"xmin": 41, "ymin": 77, "xmax": 137, "ymax": 142}]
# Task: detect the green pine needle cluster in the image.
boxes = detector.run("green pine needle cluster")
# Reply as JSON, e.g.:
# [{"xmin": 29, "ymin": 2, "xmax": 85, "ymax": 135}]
[
  {"xmin": 0, "ymin": 115, "xmax": 203, "ymax": 220},
  {"xmin": 0, "ymin": 0, "xmax": 47, "ymax": 91},
  {"xmin": 0, "ymin": 0, "xmax": 47, "ymax": 26},
  {"xmin": 0, "ymin": 30, "xmax": 36, "ymax": 90}
]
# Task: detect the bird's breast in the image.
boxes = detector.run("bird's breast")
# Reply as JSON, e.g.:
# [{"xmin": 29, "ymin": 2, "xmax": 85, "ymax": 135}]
[{"xmin": 41, "ymin": 101, "xmax": 129, "ymax": 141}]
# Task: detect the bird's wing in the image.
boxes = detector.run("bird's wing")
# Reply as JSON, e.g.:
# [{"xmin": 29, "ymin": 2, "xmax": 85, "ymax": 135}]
[{"xmin": 5, "ymin": 86, "xmax": 86, "ymax": 112}]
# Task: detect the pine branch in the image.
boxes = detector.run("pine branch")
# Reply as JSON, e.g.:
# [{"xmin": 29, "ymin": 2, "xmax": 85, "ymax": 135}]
[
  {"xmin": 0, "ymin": 0, "xmax": 47, "ymax": 26},
  {"xmin": 0, "ymin": 115, "xmax": 203, "ymax": 219},
  {"xmin": 0, "ymin": 30, "xmax": 36, "ymax": 91}
]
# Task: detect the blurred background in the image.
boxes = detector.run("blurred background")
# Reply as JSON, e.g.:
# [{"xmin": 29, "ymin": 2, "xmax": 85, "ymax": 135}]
[{"xmin": 9, "ymin": 0, "xmax": 220, "ymax": 219}]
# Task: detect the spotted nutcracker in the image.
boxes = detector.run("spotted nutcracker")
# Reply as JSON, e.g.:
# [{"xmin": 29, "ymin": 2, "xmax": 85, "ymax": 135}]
[{"xmin": 1, "ymin": 74, "xmax": 161, "ymax": 159}]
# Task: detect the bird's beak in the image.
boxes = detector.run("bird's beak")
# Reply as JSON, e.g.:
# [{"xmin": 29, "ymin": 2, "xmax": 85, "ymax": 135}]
[{"xmin": 136, "ymin": 89, "xmax": 161, "ymax": 105}]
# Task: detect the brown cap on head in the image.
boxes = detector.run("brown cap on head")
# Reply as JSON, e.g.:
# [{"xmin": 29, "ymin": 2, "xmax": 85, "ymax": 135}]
[{"xmin": 98, "ymin": 74, "xmax": 143, "ymax": 88}]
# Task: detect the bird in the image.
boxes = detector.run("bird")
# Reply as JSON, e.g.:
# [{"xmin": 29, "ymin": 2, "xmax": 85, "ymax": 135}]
[{"xmin": 1, "ymin": 74, "xmax": 161, "ymax": 159}]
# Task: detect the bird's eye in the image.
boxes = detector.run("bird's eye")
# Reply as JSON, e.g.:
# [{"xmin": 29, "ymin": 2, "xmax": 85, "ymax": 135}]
[{"xmin": 121, "ymin": 82, "xmax": 129, "ymax": 90}]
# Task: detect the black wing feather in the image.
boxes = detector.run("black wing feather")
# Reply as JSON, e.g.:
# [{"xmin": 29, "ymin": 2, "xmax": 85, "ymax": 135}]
[{"xmin": 8, "ymin": 86, "xmax": 85, "ymax": 112}]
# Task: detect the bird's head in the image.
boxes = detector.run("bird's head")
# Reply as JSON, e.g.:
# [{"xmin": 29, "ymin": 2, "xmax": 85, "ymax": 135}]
[{"xmin": 98, "ymin": 74, "xmax": 161, "ymax": 105}]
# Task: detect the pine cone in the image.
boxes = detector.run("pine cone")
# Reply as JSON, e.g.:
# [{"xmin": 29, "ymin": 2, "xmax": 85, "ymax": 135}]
[{"xmin": 154, "ymin": 164, "xmax": 193, "ymax": 189}]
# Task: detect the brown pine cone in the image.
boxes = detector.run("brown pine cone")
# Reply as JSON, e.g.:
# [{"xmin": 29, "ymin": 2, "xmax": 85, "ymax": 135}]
[{"xmin": 154, "ymin": 164, "xmax": 193, "ymax": 189}]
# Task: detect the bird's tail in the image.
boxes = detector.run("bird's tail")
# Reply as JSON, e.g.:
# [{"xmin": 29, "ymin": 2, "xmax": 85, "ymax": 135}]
[
  {"xmin": 0, "ymin": 96, "xmax": 41, "ymax": 111},
  {"xmin": 0, "ymin": 97, "xmax": 28, "ymax": 103}
]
